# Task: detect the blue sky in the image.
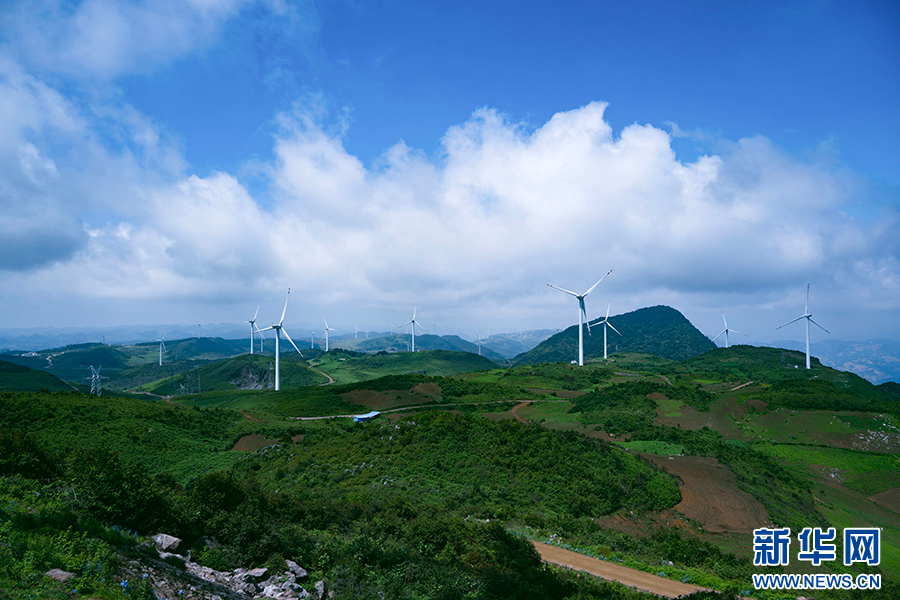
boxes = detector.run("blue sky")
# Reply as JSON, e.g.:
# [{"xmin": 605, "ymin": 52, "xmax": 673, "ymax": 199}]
[{"xmin": 1, "ymin": 0, "xmax": 898, "ymax": 344}]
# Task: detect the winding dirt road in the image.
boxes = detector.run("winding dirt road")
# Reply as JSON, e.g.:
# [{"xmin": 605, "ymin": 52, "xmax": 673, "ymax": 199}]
[{"xmin": 531, "ymin": 541, "xmax": 715, "ymax": 598}]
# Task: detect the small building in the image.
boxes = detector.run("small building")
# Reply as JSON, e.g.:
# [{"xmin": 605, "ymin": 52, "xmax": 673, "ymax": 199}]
[{"xmin": 353, "ymin": 411, "xmax": 380, "ymax": 423}]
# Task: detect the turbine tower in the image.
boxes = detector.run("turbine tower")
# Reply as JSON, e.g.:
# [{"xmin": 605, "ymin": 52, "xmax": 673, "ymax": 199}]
[
  {"xmin": 712, "ymin": 311, "xmax": 746, "ymax": 349},
  {"xmin": 257, "ymin": 288, "xmax": 303, "ymax": 391},
  {"xmin": 156, "ymin": 333, "xmax": 166, "ymax": 366},
  {"xmin": 777, "ymin": 284, "xmax": 829, "ymax": 369},
  {"xmin": 548, "ymin": 269, "xmax": 612, "ymax": 366},
  {"xmin": 323, "ymin": 319, "xmax": 335, "ymax": 352},
  {"xmin": 246, "ymin": 304, "xmax": 261, "ymax": 354},
  {"xmin": 401, "ymin": 306, "xmax": 427, "ymax": 352},
  {"xmin": 596, "ymin": 302, "xmax": 622, "ymax": 359}
]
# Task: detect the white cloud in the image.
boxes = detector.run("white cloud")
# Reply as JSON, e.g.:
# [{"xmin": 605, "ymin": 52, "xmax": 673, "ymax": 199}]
[
  {"xmin": 2, "ymin": 0, "xmax": 248, "ymax": 78},
  {"xmin": 0, "ymin": 94, "xmax": 897, "ymax": 338}
]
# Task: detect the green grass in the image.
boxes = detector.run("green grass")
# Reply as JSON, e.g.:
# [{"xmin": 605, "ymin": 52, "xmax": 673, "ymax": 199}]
[
  {"xmin": 0, "ymin": 360, "xmax": 74, "ymax": 392},
  {"xmin": 655, "ymin": 395, "xmax": 682, "ymax": 418},
  {"xmin": 517, "ymin": 401, "xmax": 579, "ymax": 424},
  {"xmin": 311, "ymin": 349, "xmax": 496, "ymax": 385},
  {"xmin": 757, "ymin": 444, "xmax": 900, "ymax": 495}
]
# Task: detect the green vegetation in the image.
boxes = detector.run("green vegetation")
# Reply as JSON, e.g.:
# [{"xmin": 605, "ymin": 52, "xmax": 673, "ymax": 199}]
[
  {"xmin": 1, "ymin": 332, "xmax": 898, "ymax": 598},
  {"xmin": 0, "ymin": 359, "xmax": 73, "ymax": 392},
  {"xmin": 514, "ymin": 305, "xmax": 717, "ymax": 365}
]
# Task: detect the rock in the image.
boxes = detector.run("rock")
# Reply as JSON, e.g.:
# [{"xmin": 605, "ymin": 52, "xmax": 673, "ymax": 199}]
[
  {"xmin": 152, "ymin": 533, "xmax": 182, "ymax": 552},
  {"xmin": 285, "ymin": 559, "xmax": 308, "ymax": 578},
  {"xmin": 314, "ymin": 580, "xmax": 326, "ymax": 599},
  {"xmin": 45, "ymin": 569, "xmax": 75, "ymax": 583},
  {"xmin": 248, "ymin": 567, "xmax": 269, "ymax": 580}
]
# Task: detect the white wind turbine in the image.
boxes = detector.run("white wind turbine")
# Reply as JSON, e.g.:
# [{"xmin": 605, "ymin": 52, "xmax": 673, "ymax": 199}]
[
  {"xmin": 246, "ymin": 303, "xmax": 262, "ymax": 354},
  {"xmin": 257, "ymin": 288, "xmax": 303, "ymax": 391},
  {"xmin": 156, "ymin": 333, "xmax": 166, "ymax": 366},
  {"xmin": 401, "ymin": 306, "xmax": 427, "ymax": 352},
  {"xmin": 712, "ymin": 311, "xmax": 746, "ymax": 349},
  {"xmin": 596, "ymin": 302, "xmax": 622, "ymax": 359},
  {"xmin": 548, "ymin": 269, "xmax": 612, "ymax": 366},
  {"xmin": 323, "ymin": 319, "xmax": 335, "ymax": 352},
  {"xmin": 777, "ymin": 283, "xmax": 829, "ymax": 370},
  {"xmin": 475, "ymin": 334, "xmax": 483, "ymax": 356}
]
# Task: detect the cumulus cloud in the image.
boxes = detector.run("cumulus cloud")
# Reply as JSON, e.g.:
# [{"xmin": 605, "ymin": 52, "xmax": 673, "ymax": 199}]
[{"xmin": 1, "ymin": 88, "xmax": 897, "ymax": 336}]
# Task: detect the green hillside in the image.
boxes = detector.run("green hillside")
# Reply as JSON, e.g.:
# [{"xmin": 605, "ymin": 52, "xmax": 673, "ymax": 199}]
[
  {"xmin": 0, "ymin": 359, "xmax": 74, "ymax": 392},
  {"xmin": 140, "ymin": 353, "xmax": 328, "ymax": 395},
  {"xmin": 2, "ymin": 340, "xmax": 899, "ymax": 599},
  {"xmin": 513, "ymin": 305, "xmax": 717, "ymax": 365},
  {"xmin": 337, "ymin": 333, "xmax": 507, "ymax": 363},
  {"xmin": 310, "ymin": 348, "xmax": 497, "ymax": 384}
]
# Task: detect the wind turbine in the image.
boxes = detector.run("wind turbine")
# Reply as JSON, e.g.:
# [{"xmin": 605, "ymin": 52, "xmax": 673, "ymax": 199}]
[
  {"xmin": 156, "ymin": 333, "xmax": 166, "ymax": 366},
  {"xmin": 246, "ymin": 304, "xmax": 261, "ymax": 354},
  {"xmin": 548, "ymin": 269, "xmax": 612, "ymax": 366},
  {"xmin": 354, "ymin": 326, "xmax": 359, "ymax": 340},
  {"xmin": 777, "ymin": 284, "xmax": 829, "ymax": 369},
  {"xmin": 257, "ymin": 288, "xmax": 303, "ymax": 391},
  {"xmin": 401, "ymin": 306, "xmax": 427, "ymax": 352},
  {"xmin": 310, "ymin": 331, "xmax": 316, "ymax": 349},
  {"xmin": 475, "ymin": 334, "xmax": 483, "ymax": 356},
  {"xmin": 712, "ymin": 311, "xmax": 746, "ymax": 349},
  {"xmin": 595, "ymin": 302, "xmax": 622, "ymax": 359},
  {"xmin": 323, "ymin": 319, "xmax": 335, "ymax": 352}
]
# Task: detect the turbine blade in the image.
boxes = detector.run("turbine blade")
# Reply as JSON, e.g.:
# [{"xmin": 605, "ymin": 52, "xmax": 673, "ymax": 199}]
[
  {"xmin": 258, "ymin": 325, "xmax": 275, "ymax": 333},
  {"xmin": 721, "ymin": 311, "xmax": 728, "ymax": 328},
  {"xmin": 777, "ymin": 315, "xmax": 805, "ymax": 329},
  {"xmin": 607, "ymin": 322, "xmax": 623, "ymax": 336},
  {"xmin": 806, "ymin": 283, "xmax": 810, "ymax": 313},
  {"xmin": 712, "ymin": 329, "xmax": 725, "ymax": 342},
  {"xmin": 605, "ymin": 301, "xmax": 611, "ymax": 320},
  {"xmin": 279, "ymin": 288, "xmax": 290, "ymax": 325},
  {"xmin": 731, "ymin": 329, "xmax": 748, "ymax": 336},
  {"xmin": 252, "ymin": 303, "xmax": 260, "ymax": 322},
  {"xmin": 583, "ymin": 269, "xmax": 613, "ymax": 296},
  {"xmin": 547, "ymin": 283, "xmax": 579, "ymax": 297},
  {"xmin": 282, "ymin": 328, "xmax": 304, "ymax": 356},
  {"xmin": 808, "ymin": 317, "xmax": 830, "ymax": 334}
]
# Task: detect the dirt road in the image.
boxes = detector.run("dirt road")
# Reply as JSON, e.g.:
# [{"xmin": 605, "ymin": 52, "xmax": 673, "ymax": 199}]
[{"xmin": 531, "ymin": 541, "xmax": 715, "ymax": 599}]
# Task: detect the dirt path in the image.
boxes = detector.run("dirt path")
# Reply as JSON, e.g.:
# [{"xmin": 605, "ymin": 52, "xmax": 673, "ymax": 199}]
[
  {"xmin": 531, "ymin": 541, "xmax": 715, "ymax": 598},
  {"xmin": 308, "ymin": 364, "xmax": 334, "ymax": 385},
  {"xmin": 730, "ymin": 380, "xmax": 754, "ymax": 391},
  {"xmin": 511, "ymin": 401, "xmax": 530, "ymax": 424},
  {"xmin": 239, "ymin": 411, "xmax": 261, "ymax": 422}
]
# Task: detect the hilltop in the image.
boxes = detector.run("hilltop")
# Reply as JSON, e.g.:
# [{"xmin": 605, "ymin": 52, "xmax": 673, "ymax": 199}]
[{"xmin": 513, "ymin": 305, "xmax": 716, "ymax": 365}]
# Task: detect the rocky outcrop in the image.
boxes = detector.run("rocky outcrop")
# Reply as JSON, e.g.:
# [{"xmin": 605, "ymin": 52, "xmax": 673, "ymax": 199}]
[{"xmin": 118, "ymin": 541, "xmax": 320, "ymax": 600}]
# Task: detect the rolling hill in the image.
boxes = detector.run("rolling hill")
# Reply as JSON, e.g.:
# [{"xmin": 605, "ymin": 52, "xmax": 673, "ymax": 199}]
[
  {"xmin": 513, "ymin": 305, "xmax": 717, "ymax": 365},
  {"xmin": 0, "ymin": 359, "xmax": 75, "ymax": 392}
]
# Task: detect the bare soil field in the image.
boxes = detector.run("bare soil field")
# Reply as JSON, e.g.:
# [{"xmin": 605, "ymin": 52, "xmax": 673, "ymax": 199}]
[
  {"xmin": 531, "ymin": 541, "xmax": 715, "ymax": 598},
  {"xmin": 645, "ymin": 454, "xmax": 770, "ymax": 534},
  {"xmin": 232, "ymin": 433, "xmax": 278, "ymax": 452},
  {"xmin": 340, "ymin": 387, "xmax": 438, "ymax": 410},
  {"xmin": 872, "ymin": 487, "xmax": 900, "ymax": 514}
]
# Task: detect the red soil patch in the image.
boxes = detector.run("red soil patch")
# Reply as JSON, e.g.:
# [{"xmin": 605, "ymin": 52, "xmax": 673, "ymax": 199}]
[
  {"xmin": 411, "ymin": 382, "xmax": 441, "ymax": 398},
  {"xmin": 232, "ymin": 433, "xmax": 278, "ymax": 452},
  {"xmin": 511, "ymin": 401, "xmax": 530, "ymax": 424},
  {"xmin": 871, "ymin": 487, "xmax": 900, "ymax": 514},
  {"xmin": 644, "ymin": 454, "xmax": 770, "ymax": 534},
  {"xmin": 240, "ymin": 411, "xmax": 261, "ymax": 422}
]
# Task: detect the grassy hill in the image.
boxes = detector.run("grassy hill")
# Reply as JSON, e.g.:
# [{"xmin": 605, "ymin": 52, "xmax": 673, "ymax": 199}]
[
  {"xmin": 513, "ymin": 305, "xmax": 717, "ymax": 365},
  {"xmin": 139, "ymin": 353, "xmax": 328, "ymax": 395},
  {"xmin": 0, "ymin": 359, "xmax": 75, "ymax": 392},
  {"xmin": 335, "ymin": 333, "xmax": 507, "ymax": 363},
  {"xmin": 309, "ymin": 348, "xmax": 498, "ymax": 384}
]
